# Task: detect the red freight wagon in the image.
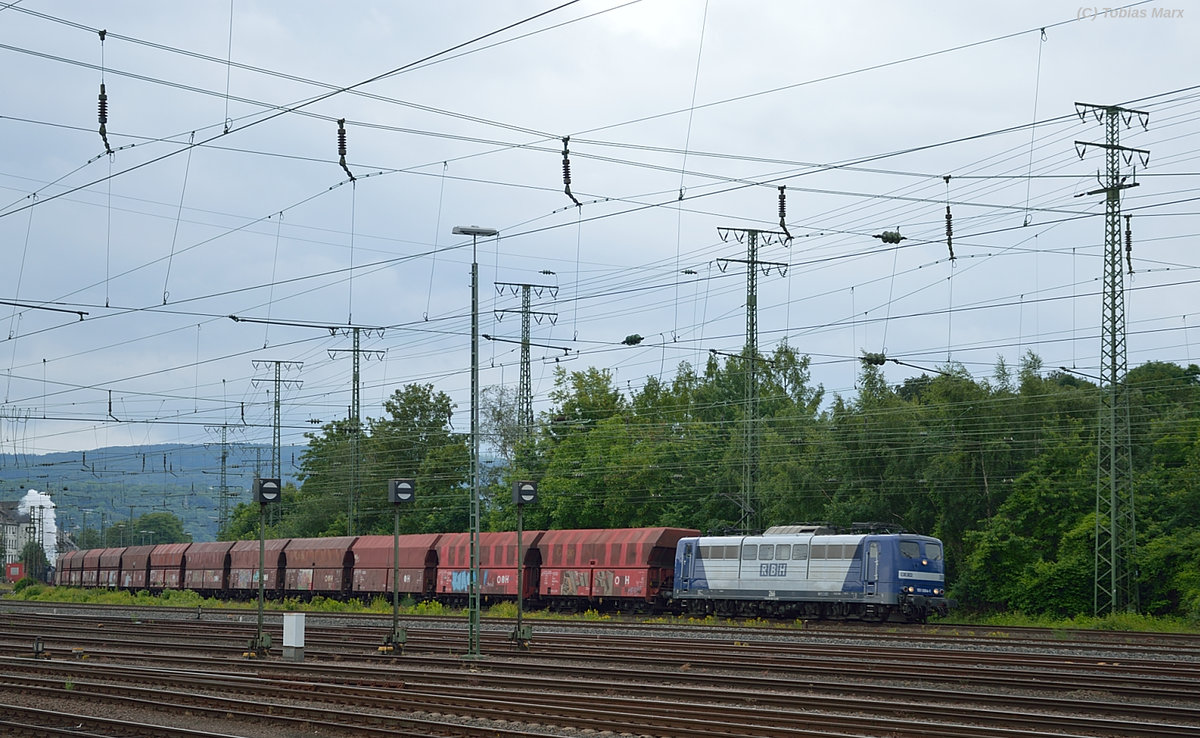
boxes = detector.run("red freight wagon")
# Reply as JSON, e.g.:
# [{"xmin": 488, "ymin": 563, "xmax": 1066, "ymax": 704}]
[
  {"xmin": 149, "ymin": 543, "xmax": 189, "ymax": 590},
  {"xmin": 65, "ymin": 549, "xmax": 84, "ymax": 586},
  {"xmin": 229, "ymin": 538, "xmax": 288, "ymax": 595},
  {"xmin": 98, "ymin": 547, "xmax": 125, "ymax": 588},
  {"xmin": 283, "ymin": 537, "xmax": 355, "ymax": 595},
  {"xmin": 537, "ymin": 527, "xmax": 699, "ymax": 610},
  {"xmin": 119, "ymin": 545, "xmax": 155, "ymax": 589},
  {"xmin": 435, "ymin": 531, "xmax": 545, "ymax": 601},
  {"xmin": 49, "ymin": 552, "xmax": 65, "ymax": 585},
  {"xmin": 56, "ymin": 550, "xmax": 80, "ymax": 585},
  {"xmin": 183, "ymin": 541, "xmax": 234, "ymax": 593},
  {"xmin": 80, "ymin": 549, "xmax": 103, "ymax": 587},
  {"xmin": 351, "ymin": 534, "xmax": 442, "ymax": 598}
]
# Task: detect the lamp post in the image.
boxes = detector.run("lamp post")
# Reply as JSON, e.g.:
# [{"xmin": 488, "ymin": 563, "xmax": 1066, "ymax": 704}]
[{"xmin": 453, "ymin": 224, "xmax": 498, "ymax": 660}]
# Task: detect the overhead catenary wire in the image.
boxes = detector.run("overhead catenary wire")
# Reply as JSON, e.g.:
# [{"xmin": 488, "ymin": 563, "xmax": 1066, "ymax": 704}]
[
  {"xmin": 3, "ymin": 4, "xmax": 1198, "ymax": 464},
  {"xmin": 0, "ymin": 0, "xmax": 591, "ymax": 221},
  {"xmin": 162, "ymin": 130, "xmax": 196, "ymax": 305}
]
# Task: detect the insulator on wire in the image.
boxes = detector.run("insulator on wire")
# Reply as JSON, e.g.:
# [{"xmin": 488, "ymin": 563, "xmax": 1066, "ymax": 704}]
[
  {"xmin": 943, "ymin": 174, "xmax": 954, "ymax": 261},
  {"xmin": 562, "ymin": 136, "xmax": 581, "ymax": 207},
  {"xmin": 97, "ymin": 83, "xmax": 113, "ymax": 154},
  {"xmin": 1125, "ymin": 214, "xmax": 1133, "ymax": 273},
  {"xmin": 777, "ymin": 186, "xmax": 792, "ymax": 239},
  {"xmin": 336, "ymin": 118, "xmax": 355, "ymax": 181},
  {"xmin": 874, "ymin": 230, "xmax": 905, "ymax": 245},
  {"xmin": 945, "ymin": 205, "xmax": 955, "ymax": 261}
]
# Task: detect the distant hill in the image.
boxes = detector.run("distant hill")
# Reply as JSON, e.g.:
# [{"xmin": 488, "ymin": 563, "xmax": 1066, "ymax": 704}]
[{"xmin": 0, "ymin": 443, "xmax": 306, "ymax": 542}]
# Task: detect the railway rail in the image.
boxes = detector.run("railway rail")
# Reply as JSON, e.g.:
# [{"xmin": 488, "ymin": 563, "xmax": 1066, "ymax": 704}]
[{"xmin": 2, "ymin": 600, "xmax": 1199, "ymax": 737}]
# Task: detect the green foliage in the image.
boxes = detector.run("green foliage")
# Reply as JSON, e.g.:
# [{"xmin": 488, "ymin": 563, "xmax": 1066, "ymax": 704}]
[
  {"xmin": 219, "ymin": 355, "xmax": 1200, "ymax": 620},
  {"xmin": 954, "ymin": 610, "xmax": 1200, "ymax": 633},
  {"xmin": 486, "ymin": 600, "xmax": 518, "ymax": 618},
  {"xmin": 411, "ymin": 599, "xmax": 448, "ymax": 616},
  {"xmin": 20, "ymin": 541, "xmax": 49, "ymax": 581},
  {"xmin": 77, "ymin": 511, "xmax": 192, "ymax": 548},
  {"xmin": 11, "ymin": 581, "xmax": 45, "ymax": 598},
  {"xmin": 13, "ymin": 576, "xmax": 38, "ymax": 593}
]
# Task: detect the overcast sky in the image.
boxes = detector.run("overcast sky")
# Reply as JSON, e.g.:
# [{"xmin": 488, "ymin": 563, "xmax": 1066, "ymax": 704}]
[{"xmin": 1, "ymin": 0, "xmax": 1197, "ymax": 463}]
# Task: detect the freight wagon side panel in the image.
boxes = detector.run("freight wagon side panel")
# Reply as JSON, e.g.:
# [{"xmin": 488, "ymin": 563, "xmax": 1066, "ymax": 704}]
[
  {"xmin": 148, "ymin": 543, "xmax": 189, "ymax": 589},
  {"xmin": 119, "ymin": 545, "xmax": 155, "ymax": 589}
]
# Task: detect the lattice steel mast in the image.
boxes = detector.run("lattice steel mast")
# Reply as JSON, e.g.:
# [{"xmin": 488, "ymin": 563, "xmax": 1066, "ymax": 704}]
[
  {"xmin": 495, "ymin": 281, "xmax": 558, "ymax": 440},
  {"xmin": 251, "ymin": 360, "xmax": 302, "ymax": 520},
  {"xmin": 327, "ymin": 327, "xmax": 386, "ymax": 535},
  {"xmin": 717, "ymin": 227, "xmax": 790, "ymax": 531},
  {"xmin": 1074, "ymin": 102, "xmax": 1149, "ymax": 615}
]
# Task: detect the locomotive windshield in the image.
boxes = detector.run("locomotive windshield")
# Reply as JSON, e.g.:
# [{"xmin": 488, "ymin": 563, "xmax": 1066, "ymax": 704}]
[
  {"xmin": 899, "ymin": 541, "xmax": 920, "ymax": 559},
  {"xmin": 925, "ymin": 542, "xmax": 943, "ymax": 561}
]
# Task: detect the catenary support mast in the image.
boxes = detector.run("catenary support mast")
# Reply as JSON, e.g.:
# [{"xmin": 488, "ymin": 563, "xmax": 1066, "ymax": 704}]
[{"xmin": 1074, "ymin": 102, "xmax": 1149, "ymax": 615}]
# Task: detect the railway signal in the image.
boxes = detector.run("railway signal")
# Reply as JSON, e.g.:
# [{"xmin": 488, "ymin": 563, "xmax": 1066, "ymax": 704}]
[
  {"xmin": 255, "ymin": 478, "xmax": 281, "ymax": 505},
  {"xmin": 513, "ymin": 480, "xmax": 537, "ymax": 505},
  {"xmin": 248, "ymin": 477, "xmax": 280, "ymax": 658},
  {"xmin": 512, "ymin": 480, "xmax": 537, "ymax": 649},
  {"xmin": 388, "ymin": 478, "xmax": 415, "ymax": 504},
  {"xmin": 383, "ymin": 479, "xmax": 415, "ymax": 654}
]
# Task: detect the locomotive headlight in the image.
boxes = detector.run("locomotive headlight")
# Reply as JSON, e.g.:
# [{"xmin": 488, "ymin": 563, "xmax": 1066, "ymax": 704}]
[{"xmin": 921, "ymin": 559, "xmax": 928, "ymax": 566}]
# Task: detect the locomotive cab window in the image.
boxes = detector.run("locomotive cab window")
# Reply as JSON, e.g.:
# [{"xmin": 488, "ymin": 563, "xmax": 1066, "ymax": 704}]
[
  {"xmin": 776, "ymin": 544, "xmax": 790, "ymax": 560},
  {"xmin": 925, "ymin": 542, "xmax": 943, "ymax": 561},
  {"xmin": 741, "ymin": 544, "xmax": 757, "ymax": 560},
  {"xmin": 792, "ymin": 544, "xmax": 808, "ymax": 561},
  {"xmin": 759, "ymin": 545, "xmax": 774, "ymax": 561},
  {"xmin": 899, "ymin": 541, "xmax": 920, "ymax": 559}
]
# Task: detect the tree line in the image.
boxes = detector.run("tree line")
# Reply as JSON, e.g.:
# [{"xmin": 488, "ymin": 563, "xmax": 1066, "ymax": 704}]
[{"xmin": 223, "ymin": 347, "xmax": 1200, "ymax": 619}]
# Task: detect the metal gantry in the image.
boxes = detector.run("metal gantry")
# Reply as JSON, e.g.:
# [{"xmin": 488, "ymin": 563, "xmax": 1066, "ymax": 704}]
[{"xmin": 1074, "ymin": 102, "xmax": 1150, "ymax": 615}]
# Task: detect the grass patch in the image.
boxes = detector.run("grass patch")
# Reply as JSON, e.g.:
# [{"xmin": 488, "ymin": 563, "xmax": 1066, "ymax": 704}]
[
  {"xmin": 946, "ymin": 610, "xmax": 1200, "ymax": 633},
  {"xmin": 23, "ymin": 587, "xmax": 1192, "ymax": 633}
]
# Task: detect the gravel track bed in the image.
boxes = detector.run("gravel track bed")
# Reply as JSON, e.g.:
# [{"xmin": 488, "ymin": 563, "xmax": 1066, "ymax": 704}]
[{"xmin": 4, "ymin": 599, "xmax": 1200, "ymax": 737}]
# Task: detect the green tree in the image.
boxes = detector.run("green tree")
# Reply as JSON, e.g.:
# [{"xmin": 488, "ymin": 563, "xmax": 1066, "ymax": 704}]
[
  {"xmin": 132, "ymin": 512, "xmax": 191, "ymax": 544},
  {"xmin": 20, "ymin": 540, "xmax": 50, "ymax": 581},
  {"xmin": 362, "ymin": 384, "xmax": 465, "ymax": 534}
]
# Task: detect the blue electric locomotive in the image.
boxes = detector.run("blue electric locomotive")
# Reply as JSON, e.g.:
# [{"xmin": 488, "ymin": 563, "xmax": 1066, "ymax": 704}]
[{"xmin": 672, "ymin": 525, "xmax": 949, "ymax": 622}]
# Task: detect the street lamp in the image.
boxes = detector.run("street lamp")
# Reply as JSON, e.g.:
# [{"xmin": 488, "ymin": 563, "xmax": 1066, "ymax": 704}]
[{"xmin": 452, "ymin": 224, "xmax": 498, "ymax": 660}]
